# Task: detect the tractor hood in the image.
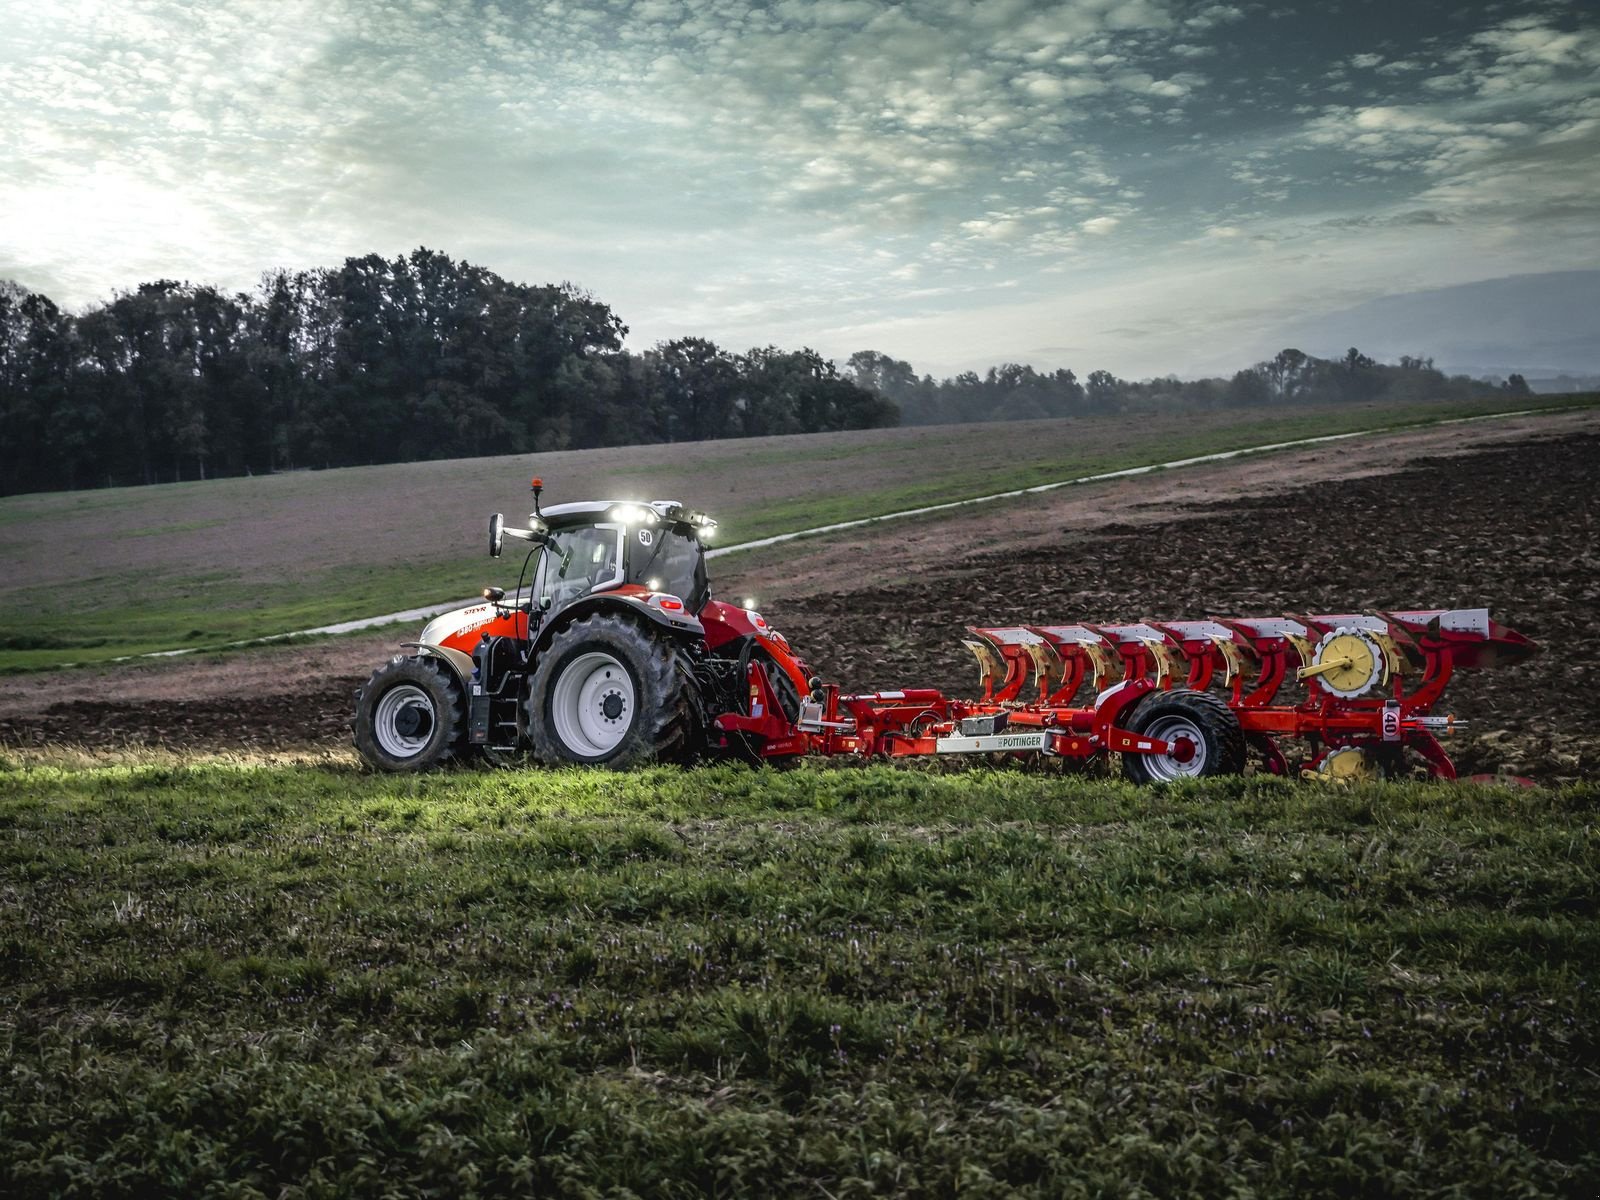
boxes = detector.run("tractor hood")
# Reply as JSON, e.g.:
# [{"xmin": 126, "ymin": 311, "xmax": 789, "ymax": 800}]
[{"xmin": 419, "ymin": 602, "xmax": 501, "ymax": 647}]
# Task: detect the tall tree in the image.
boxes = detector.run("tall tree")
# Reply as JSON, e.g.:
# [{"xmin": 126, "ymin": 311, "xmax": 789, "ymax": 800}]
[{"xmin": 651, "ymin": 338, "xmax": 740, "ymax": 442}]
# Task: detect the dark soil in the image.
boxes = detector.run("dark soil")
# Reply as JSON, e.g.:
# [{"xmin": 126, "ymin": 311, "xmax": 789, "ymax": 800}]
[
  {"xmin": 5, "ymin": 432, "xmax": 1596, "ymax": 783},
  {"xmin": 0, "ymin": 684, "xmax": 361, "ymax": 753}
]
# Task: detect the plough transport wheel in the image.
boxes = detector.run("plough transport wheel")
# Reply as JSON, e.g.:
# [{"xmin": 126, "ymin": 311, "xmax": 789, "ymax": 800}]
[{"xmin": 1120, "ymin": 690, "xmax": 1246, "ymax": 784}]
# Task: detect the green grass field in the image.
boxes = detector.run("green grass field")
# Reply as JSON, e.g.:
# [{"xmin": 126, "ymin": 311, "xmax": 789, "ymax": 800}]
[
  {"xmin": 2, "ymin": 393, "xmax": 1594, "ymax": 673},
  {"xmin": 3, "ymin": 756, "xmax": 1595, "ymax": 1197}
]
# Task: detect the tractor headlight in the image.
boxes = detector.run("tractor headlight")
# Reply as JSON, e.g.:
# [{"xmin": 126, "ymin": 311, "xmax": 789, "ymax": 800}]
[{"xmin": 609, "ymin": 504, "xmax": 658, "ymax": 526}]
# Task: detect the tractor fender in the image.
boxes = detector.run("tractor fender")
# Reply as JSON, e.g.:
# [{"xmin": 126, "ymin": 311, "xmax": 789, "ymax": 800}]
[
  {"xmin": 401, "ymin": 642, "xmax": 476, "ymax": 688},
  {"xmin": 533, "ymin": 592, "xmax": 704, "ymax": 656}
]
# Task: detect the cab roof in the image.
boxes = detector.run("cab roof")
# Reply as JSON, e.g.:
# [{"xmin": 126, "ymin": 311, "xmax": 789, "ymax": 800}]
[{"xmin": 538, "ymin": 499, "xmax": 710, "ymax": 531}]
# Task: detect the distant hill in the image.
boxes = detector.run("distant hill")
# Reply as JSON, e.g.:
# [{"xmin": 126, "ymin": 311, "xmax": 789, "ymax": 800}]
[{"xmin": 1263, "ymin": 271, "xmax": 1600, "ymax": 383}]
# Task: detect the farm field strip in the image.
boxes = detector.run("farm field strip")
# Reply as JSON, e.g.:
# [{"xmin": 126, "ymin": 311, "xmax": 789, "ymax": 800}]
[
  {"xmin": 6, "ymin": 396, "xmax": 1593, "ymax": 674},
  {"xmin": 703, "ymin": 402, "xmax": 1568, "ymax": 558},
  {"xmin": 2, "ymin": 759, "xmax": 1595, "ymax": 1196},
  {"xmin": 56, "ymin": 407, "xmax": 1524, "ymax": 662}
]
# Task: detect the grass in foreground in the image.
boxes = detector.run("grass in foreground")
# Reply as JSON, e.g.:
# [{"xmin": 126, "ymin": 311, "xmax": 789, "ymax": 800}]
[
  {"xmin": 1, "ymin": 757, "xmax": 1596, "ymax": 1198},
  {"xmin": 2, "ymin": 393, "xmax": 1594, "ymax": 672}
]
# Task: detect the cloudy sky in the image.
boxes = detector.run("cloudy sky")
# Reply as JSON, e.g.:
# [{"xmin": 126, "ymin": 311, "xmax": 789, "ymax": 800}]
[{"xmin": 2, "ymin": 0, "xmax": 1596, "ymax": 378}]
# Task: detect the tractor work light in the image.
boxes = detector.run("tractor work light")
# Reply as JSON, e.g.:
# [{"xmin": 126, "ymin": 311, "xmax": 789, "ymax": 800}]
[
  {"xmin": 609, "ymin": 504, "xmax": 659, "ymax": 525},
  {"xmin": 652, "ymin": 503, "xmax": 717, "ymax": 534}
]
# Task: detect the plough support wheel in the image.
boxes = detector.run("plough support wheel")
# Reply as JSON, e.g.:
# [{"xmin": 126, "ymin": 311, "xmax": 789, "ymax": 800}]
[{"xmin": 1120, "ymin": 689, "xmax": 1246, "ymax": 785}]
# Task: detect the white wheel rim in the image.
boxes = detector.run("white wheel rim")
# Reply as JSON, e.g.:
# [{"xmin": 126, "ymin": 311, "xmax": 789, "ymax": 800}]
[
  {"xmin": 373, "ymin": 684, "xmax": 435, "ymax": 758},
  {"xmin": 1141, "ymin": 715, "xmax": 1207, "ymax": 781},
  {"xmin": 550, "ymin": 651, "xmax": 635, "ymax": 757}
]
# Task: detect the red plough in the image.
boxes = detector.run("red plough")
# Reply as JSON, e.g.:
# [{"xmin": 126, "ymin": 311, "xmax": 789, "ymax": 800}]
[{"xmin": 795, "ymin": 610, "xmax": 1537, "ymax": 782}]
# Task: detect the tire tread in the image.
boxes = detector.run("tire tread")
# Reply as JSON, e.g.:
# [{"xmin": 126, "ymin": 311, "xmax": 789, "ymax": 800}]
[
  {"xmin": 1121, "ymin": 687, "xmax": 1246, "ymax": 785},
  {"xmin": 527, "ymin": 613, "xmax": 700, "ymax": 768},
  {"xmin": 352, "ymin": 654, "xmax": 468, "ymax": 771}
]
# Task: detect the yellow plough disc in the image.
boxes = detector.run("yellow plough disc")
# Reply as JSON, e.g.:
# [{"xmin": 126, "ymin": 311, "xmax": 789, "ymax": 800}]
[
  {"xmin": 1297, "ymin": 627, "xmax": 1386, "ymax": 698},
  {"xmin": 1303, "ymin": 746, "xmax": 1381, "ymax": 784}
]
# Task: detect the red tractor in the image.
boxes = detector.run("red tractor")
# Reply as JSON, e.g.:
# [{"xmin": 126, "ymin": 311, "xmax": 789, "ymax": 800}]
[
  {"xmin": 355, "ymin": 480, "xmax": 1538, "ymax": 781},
  {"xmin": 353, "ymin": 480, "xmax": 811, "ymax": 771}
]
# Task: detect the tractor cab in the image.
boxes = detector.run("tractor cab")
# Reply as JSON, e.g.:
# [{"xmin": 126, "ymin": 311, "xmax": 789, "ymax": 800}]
[
  {"xmin": 534, "ymin": 501, "xmax": 713, "ymax": 616},
  {"xmin": 490, "ymin": 496, "xmax": 717, "ymax": 620}
]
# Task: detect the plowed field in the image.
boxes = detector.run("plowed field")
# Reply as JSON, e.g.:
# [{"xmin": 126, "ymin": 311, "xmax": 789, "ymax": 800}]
[{"xmin": 4, "ymin": 422, "xmax": 1595, "ymax": 782}]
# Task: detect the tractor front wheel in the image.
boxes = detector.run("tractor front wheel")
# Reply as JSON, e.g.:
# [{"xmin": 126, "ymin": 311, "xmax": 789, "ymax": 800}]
[
  {"xmin": 353, "ymin": 655, "xmax": 468, "ymax": 771},
  {"xmin": 527, "ymin": 613, "xmax": 700, "ymax": 768},
  {"xmin": 1120, "ymin": 689, "xmax": 1245, "ymax": 785}
]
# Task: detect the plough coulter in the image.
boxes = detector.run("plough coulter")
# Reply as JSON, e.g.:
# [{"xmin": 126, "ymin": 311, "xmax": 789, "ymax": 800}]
[{"xmin": 354, "ymin": 482, "xmax": 1537, "ymax": 782}]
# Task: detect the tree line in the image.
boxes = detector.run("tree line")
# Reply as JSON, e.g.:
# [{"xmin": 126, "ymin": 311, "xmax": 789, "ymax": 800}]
[
  {"xmin": 0, "ymin": 247, "xmax": 1530, "ymax": 497},
  {"xmin": 0, "ymin": 249, "xmax": 896, "ymax": 496},
  {"xmin": 843, "ymin": 346, "xmax": 1531, "ymax": 426}
]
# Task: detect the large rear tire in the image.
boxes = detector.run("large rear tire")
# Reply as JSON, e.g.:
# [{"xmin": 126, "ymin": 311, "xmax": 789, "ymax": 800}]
[
  {"xmin": 527, "ymin": 613, "xmax": 700, "ymax": 768},
  {"xmin": 1120, "ymin": 688, "xmax": 1246, "ymax": 785},
  {"xmin": 353, "ymin": 655, "xmax": 468, "ymax": 771}
]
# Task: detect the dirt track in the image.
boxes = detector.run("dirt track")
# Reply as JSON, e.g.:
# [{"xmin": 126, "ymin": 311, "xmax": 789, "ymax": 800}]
[{"xmin": 3, "ymin": 412, "xmax": 1596, "ymax": 782}]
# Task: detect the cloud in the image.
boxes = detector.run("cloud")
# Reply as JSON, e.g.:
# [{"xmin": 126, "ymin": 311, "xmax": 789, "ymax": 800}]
[
  {"xmin": 2, "ymin": 0, "xmax": 1217, "ymax": 305},
  {"xmin": 1184, "ymin": 4, "xmax": 1244, "ymax": 31},
  {"xmin": 961, "ymin": 216, "xmax": 1023, "ymax": 240},
  {"xmin": 0, "ymin": 0, "xmax": 1595, "ymax": 383},
  {"xmin": 1319, "ymin": 209, "xmax": 1453, "ymax": 229}
]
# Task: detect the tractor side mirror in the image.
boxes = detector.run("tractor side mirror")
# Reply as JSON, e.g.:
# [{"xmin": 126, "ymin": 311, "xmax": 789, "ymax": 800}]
[{"xmin": 489, "ymin": 513, "xmax": 504, "ymax": 558}]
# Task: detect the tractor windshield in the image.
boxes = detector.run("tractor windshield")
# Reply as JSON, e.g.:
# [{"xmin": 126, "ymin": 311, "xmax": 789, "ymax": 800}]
[
  {"xmin": 626, "ymin": 527, "xmax": 708, "ymax": 613},
  {"xmin": 540, "ymin": 523, "xmax": 623, "ymax": 610}
]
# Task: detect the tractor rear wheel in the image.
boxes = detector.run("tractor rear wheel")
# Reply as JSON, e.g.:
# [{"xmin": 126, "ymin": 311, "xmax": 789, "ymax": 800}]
[
  {"xmin": 527, "ymin": 613, "xmax": 700, "ymax": 768},
  {"xmin": 353, "ymin": 655, "xmax": 468, "ymax": 771},
  {"xmin": 1120, "ymin": 689, "xmax": 1245, "ymax": 785}
]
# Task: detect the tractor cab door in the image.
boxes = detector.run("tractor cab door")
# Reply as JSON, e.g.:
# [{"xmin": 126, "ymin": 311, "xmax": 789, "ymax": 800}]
[{"xmin": 540, "ymin": 522, "xmax": 626, "ymax": 614}]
